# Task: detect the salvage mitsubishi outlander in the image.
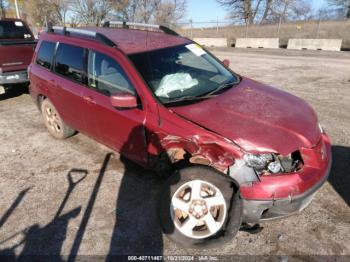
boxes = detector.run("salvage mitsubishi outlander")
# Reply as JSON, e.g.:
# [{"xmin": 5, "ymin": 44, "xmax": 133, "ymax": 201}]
[{"xmin": 29, "ymin": 21, "xmax": 332, "ymax": 248}]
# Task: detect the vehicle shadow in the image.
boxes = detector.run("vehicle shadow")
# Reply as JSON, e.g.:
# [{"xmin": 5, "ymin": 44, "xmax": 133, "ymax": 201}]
[
  {"xmin": 328, "ymin": 145, "xmax": 350, "ymax": 207},
  {"xmin": 0, "ymin": 141, "xmax": 172, "ymax": 260},
  {"xmin": 0, "ymin": 169, "xmax": 87, "ymax": 261},
  {"xmin": 106, "ymin": 126, "xmax": 173, "ymax": 258},
  {"xmin": 0, "ymin": 84, "xmax": 28, "ymax": 101}
]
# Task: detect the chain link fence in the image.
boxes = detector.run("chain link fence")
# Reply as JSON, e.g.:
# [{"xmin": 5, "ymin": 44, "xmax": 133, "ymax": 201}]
[{"xmin": 176, "ymin": 19, "xmax": 350, "ymax": 49}]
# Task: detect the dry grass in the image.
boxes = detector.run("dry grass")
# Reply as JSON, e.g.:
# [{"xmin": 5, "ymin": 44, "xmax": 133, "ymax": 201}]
[{"xmin": 177, "ymin": 20, "xmax": 350, "ymax": 49}]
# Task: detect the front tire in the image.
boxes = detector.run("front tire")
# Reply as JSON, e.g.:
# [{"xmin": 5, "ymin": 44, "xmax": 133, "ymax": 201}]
[
  {"xmin": 159, "ymin": 166, "xmax": 242, "ymax": 249},
  {"xmin": 41, "ymin": 99, "xmax": 75, "ymax": 139}
]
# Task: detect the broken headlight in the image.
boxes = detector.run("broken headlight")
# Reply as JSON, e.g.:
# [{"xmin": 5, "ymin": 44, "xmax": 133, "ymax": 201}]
[
  {"xmin": 244, "ymin": 151, "xmax": 303, "ymax": 175},
  {"xmin": 243, "ymin": 153, "xmax": 275, "ymax": 170}
]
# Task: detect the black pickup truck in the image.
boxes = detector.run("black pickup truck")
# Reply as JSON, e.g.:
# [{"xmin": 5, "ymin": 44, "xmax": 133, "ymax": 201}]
[{"xmin": 0, "ymin": 18, "xmax": 36, "ymax": 95}]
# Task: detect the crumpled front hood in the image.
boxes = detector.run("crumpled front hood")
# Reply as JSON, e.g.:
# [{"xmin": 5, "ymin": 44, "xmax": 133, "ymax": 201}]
[{"xmin": 170, "ymin": 77, "xmax": 321, "ymax": 155}]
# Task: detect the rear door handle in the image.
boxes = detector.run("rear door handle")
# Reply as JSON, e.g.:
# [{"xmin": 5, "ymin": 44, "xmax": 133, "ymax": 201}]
[{"xmin": 83, "ymin": 96, "xmax": 96, "ymax": 105}]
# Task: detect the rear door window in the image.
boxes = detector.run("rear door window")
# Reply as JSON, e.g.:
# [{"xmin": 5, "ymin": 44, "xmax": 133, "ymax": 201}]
[
  {"xmin": 88, "ymin": 50, "xmax": 135, "ymax": 96},
  {"xmin": 36, "ymin": 41, "xmax": 56, "ymax": 70},
  {"xmin": 54, "ymin": 43, "xmax": 85, "ymax": 83},
  {"xmin": 0, "ymin": 20, "xmax": 33, "ymax": 40}
]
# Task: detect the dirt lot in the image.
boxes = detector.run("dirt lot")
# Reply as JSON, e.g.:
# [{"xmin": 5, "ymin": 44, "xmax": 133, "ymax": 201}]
[{"xmin": 0, "ymin": 48, "xmax": 349, "ymax": 260}]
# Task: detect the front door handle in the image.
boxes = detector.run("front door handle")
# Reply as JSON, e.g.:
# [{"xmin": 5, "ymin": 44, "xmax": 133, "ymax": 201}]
[{"xmin": 83, "ymin": 96, "xmax": 96, "ymax": 105}]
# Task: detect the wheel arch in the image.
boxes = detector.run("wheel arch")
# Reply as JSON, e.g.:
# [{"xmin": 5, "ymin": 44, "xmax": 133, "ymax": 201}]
[
  {"xmin": 154, "ymin": 146, "xmax": 240, "ymax": 190},
  {"xmin": 35, "ymin": 94, "xmax": 47, "ymax": 110}
]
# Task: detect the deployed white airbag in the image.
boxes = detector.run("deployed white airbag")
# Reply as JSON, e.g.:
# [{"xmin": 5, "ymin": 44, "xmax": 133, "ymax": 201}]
[{"xmin": 155, "ymin": 73, "xmax": 198, "ymax": 98}]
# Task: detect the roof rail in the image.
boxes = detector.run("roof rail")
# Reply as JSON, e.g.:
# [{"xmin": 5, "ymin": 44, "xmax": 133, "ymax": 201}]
[
  {"xmin": 46, "ymin": 24, "xmax": 116, "ymax": 48},
  {"xmin": 102, "ymin": 21, "xmax": 179, "ymax": 36}
]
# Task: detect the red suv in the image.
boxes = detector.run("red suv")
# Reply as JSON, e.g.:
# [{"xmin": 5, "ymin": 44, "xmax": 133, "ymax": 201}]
[
  {"xmin": 29, "ymin": 22, "xmax": 332, "ymax": 248},
  {"xmin": 0, "ymin": 18, "xmax": 36, "ymax": 94}
]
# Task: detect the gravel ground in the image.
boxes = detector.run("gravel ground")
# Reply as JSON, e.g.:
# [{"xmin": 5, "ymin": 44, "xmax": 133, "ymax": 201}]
[{"xmin": 0, "ymin": 48, "xmax": 349, "ymax": 260}]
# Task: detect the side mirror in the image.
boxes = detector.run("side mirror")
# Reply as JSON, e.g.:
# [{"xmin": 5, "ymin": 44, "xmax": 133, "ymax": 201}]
[
  {"xmin": 110, "ymin": 92, "xmax": 138, "ymax": 109},
  {"xmin": 223, "ymin": 59, "xmax": 230, "ymax": 68}
]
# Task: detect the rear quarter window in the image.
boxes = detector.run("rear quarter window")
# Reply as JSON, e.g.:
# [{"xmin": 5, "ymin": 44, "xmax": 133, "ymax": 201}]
[
  {"xmin": 0, "ymin": 20, "xmax": 33, "ymax": 40},
  {"xmin": 36, "ymin": 41, "xmax": 56, "ymax": 69},
  {"xmin": 54, "ymin": 43, "xmax": 85, "ymax": 83}
]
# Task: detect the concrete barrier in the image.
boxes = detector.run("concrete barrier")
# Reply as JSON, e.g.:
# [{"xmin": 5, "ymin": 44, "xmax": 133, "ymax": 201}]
[
  {"xmin": 287, "ymin": 39, "xmax": 342, "ymax": 51},
  {"xmin": 194, "ymin": 38, "xmax": 228, "ymax": 47},
  {"xmin": 235, "ymin": 38, "xmax": 279, "ymax": 49}
]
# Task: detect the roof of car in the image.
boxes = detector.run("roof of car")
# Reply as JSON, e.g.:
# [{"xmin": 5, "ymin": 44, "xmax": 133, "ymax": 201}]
[{"xmin": 74, "ymin": 27, "xmax": 191, "ymax": 55}]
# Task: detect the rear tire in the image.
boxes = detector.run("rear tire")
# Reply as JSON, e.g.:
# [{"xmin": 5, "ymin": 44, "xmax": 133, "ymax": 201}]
[
  {"xmin": 41, "ymin": 99, "xmax": 75, "ymax": 139},
  {"xmin": 159, "ymin": 166, "xmax": 242, "ymax": 249}
]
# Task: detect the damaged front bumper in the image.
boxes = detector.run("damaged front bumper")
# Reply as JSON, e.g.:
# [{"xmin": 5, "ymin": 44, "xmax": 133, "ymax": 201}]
[
  {"xmin": 233, "ymin": 134, "xmax": 332, "ymax": 224},
  {"xmin": 242, "ymin": 156, "xmax": 331, "ymax": 223}
]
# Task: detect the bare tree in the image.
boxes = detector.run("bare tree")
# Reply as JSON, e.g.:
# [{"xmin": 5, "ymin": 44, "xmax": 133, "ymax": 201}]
[
  {"xmin": 25, "ymin": 0, "xmax": 70, "ymax": 26},
  {"xmin": 154, "ymin": 0, "xmax": 186, "ymax": 26},
  {"xmin": 18, "ymin": 0, "xmax": 186, "ymax": 27},
  {"xmin": 217, "ymin": 0, "xmax": 312, "ymax": 24},
  {"xmin": 141, "ymin": 0, "xmax": 159, "ymax": 23},
  {"xmin": 70, "ymin": 0, "xmax": 119, "ymax": 26},
  {"xmin": 266, "ymin": 0, "xmax": 312, "ymax": 22},
  {"xmin": 217, "ymin": 0, "xmax": 266, "ymax": 24},
  {"xmin": 5, "ymin": 0, "xmax": 24, "ymax": 18},
  {"xmin": 114, "ymin": 0, "xmax": 138, "ymax": 21},
  {"xmin": 114, "ymin": 0, "xmax": 186, "ymax": 25},
  {"xmin": 261, "ymin": 0, "xmax": 273, "ymax": 23},
  {"xmin": 327, "ymin": 0, "xmax": 350, "ymax": 19},
  {"xmin": 53, "ymin": 0, "xmax": 70, "ymax": 24},
  {"xmin": 0, "ymin": 0, "xmax": 7, "ymax": 18}
]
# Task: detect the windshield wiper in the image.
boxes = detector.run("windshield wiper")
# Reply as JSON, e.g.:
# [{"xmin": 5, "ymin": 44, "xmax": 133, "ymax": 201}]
[
  {"xmin": 202, "ymin": 81, "xmax": 236, "ymax": 97},
  {"xmin": 162, "ymin": 80, "xmax": 237, "ymax": 105},
  {"xmin": 162, "ymin": 95, "xmax": 209, "ymax": 105}
]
